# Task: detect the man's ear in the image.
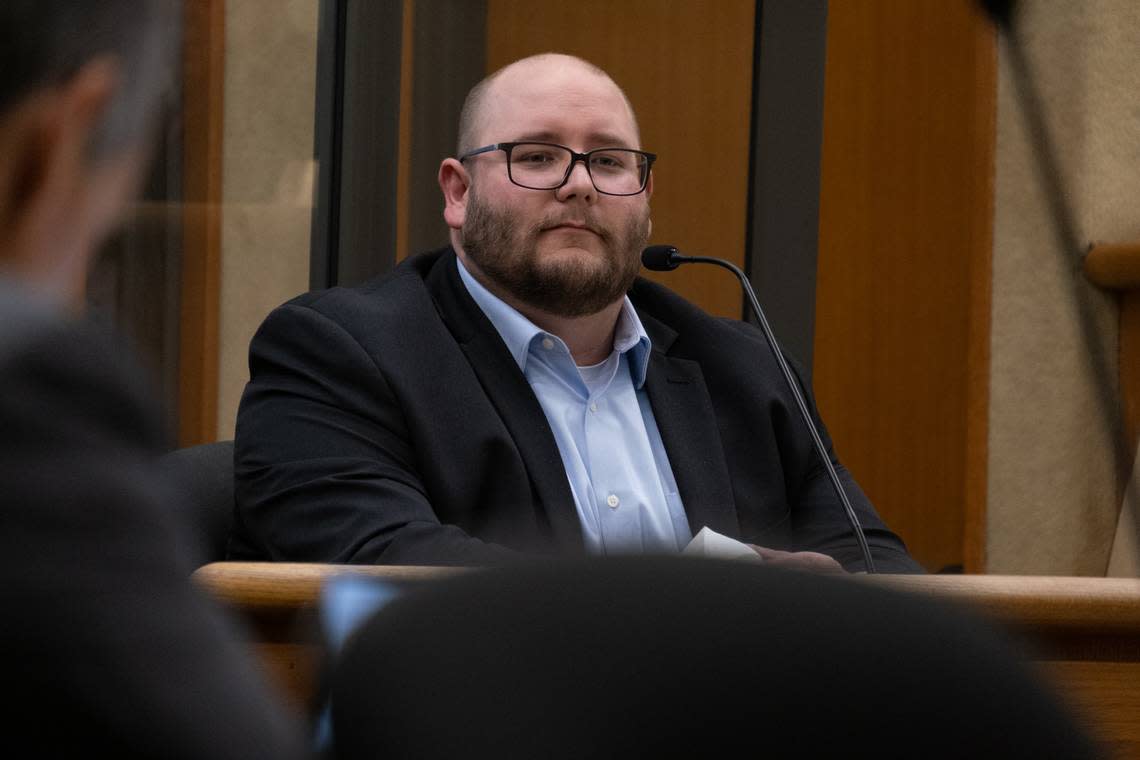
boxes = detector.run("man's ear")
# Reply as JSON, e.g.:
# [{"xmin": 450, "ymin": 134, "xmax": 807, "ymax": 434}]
[
  {"xmin": 20, "ymin": 57, "xmax": 122, "ymax": 218},
  {"xmin": 0, "ymin": 56, "xmax": 136, "ymax": 303},
  {"xmin": 644, "ymin": 172, "xmax": 654, "ymax": 239},
  {"xmin": 439, "ymin": 158, "xmax": 470, "ymax": 231}
]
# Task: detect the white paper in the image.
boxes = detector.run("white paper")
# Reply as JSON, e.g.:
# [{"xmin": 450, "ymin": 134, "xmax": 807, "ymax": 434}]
[{"xmin": 682, "ymin": 526, "xmax": 763, "ymax": 562}]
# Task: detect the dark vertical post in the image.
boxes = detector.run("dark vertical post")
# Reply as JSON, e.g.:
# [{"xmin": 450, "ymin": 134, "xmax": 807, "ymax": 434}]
[
  {"xmin": 407, "ymin": 0, "xmax": 486, "ymax": 254},
  {"xmin": 745, "ymin": 0, "xmax": 829, "ymax": 376},
  {"xmin": 335, "ymin": 0, "xmax": 405, "ymax": 286},
  {"xmin": 310, "ymin": 0, "xmax": 347, "ymax": 289},
  {"xmin": 312, "ymin": 0, "xmax": 408, "ymax": 287}
]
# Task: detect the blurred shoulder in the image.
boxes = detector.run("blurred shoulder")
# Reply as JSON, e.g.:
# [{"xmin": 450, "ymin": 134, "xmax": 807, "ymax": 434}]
[{"xmin": 0, "ymin": 280, "xmax": 164, "ymax": 453}]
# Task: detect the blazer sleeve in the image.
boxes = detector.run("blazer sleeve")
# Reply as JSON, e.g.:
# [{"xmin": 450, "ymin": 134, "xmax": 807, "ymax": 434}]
[
  {"xmin": 0, "ymin": 321, "xmax": 307, "ymax": 759},
  {"xmin": 232, "ymin": 301, "xmax": 519, "ymax": 565}
]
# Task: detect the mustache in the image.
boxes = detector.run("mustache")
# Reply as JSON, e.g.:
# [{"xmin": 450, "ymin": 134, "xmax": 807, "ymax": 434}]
[{"xmin": 534, "ymin": 214, "xmax": 608, "ymax": 240}]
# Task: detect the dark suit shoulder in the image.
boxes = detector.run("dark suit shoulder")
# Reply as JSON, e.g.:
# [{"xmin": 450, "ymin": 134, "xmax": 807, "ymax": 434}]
[
  {"xmin": 249, "ymin": 249, "xmax": 462, "ymax": 381},
  {"xmin": 283, "ymin": 248, "xmax": 446, "ymax": 314},
  {"xmin": 628, "ymin": 275, "xmax": 789, "ymax": 368}
]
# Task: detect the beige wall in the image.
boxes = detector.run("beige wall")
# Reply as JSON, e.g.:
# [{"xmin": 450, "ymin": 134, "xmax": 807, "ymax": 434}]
[
  {"xmin": 217, "ymin": 0, "xmax": 318, "ymax": 439},
  {"xmin": 988, "ymin": 0, "xmax": 1140, "ymax": 574}
]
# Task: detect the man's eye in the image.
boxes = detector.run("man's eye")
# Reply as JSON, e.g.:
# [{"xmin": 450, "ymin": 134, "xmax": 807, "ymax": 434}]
[
  {"xmin": 516, "ymin": 151, "xmax": 557, "ymax": 164},
  {"xmin": 591, "ymin": 152, "xmax": 627, "ymax": 170}
]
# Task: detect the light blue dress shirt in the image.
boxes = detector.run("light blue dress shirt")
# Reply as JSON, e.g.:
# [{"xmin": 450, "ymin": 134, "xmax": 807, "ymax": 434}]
[{"xmin": 457, "ymin": 259, "xmax": 692, "ymax": 554}]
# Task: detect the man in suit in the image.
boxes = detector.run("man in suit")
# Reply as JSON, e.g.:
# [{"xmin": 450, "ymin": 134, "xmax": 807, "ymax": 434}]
[
  {"xmin": 0, "ymin": 2, "xmax": 306, "ymax": 755},
  {"xmin": 232, "ymin": 53, "xmax": 921, "ymax": 573}
]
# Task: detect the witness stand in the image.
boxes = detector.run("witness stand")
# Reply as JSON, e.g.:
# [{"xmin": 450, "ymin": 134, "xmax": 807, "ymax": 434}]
[{"xmin": 193, "ymin": 563, "xmax": 1140, "ymax": 757}]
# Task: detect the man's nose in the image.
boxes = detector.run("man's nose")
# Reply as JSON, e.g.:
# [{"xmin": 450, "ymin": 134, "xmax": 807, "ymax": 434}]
[{"xmin": 555, "ymin": 159, "xmax": 596, "ymax": 202}]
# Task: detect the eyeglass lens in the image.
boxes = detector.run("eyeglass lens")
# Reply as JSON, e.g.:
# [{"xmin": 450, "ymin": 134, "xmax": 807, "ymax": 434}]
[{"xmin": 508, "ymin": 143, "xmax": 647, "ymax": 194}]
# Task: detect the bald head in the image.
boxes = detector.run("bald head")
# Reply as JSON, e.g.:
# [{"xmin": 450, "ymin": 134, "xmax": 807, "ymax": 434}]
[{"xmin": 456, "ymin": 53, "xmax": 639, "ymax": 155}]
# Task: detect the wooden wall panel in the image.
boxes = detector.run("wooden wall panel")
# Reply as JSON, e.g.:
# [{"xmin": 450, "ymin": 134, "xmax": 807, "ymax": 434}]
[
  {"xmin": 179, "ymin": 0, "xmax": 225, "ymax": 446},
  {"xmin": 814, "ymin": 0, "xmax": 996, "ymax": 572},
  {"xmin": 484, "ymin": 0, "xmax": 754, "ymax": 319}
]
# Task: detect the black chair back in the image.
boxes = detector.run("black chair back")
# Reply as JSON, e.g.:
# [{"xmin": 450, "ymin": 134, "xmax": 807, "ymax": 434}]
[
  {"xmin": 161, "ymin": 439, "xmax": 235, "ymax": 564},
  {"xmin": 330, "ymin": 556, "xmax": 1101, "ymax": 759}
]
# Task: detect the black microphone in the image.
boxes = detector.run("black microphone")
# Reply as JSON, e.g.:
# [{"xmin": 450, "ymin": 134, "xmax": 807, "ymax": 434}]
[
  {"xmin": 642, "ymin": 245, "xmax": 876, "ymax": 574},
  {"xmin": 977, "ymin": 0, "xmax": 1015, "ymax": 29}
]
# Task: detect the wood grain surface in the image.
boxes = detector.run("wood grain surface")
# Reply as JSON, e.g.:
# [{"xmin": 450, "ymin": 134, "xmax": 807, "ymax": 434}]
[
  {"xmin": 179, "ymin": 0, "xmax": 225, "ymax": 446},
  {"xmin": 814, "ymin": 0, "xmax": 997, "ymax": 573}
]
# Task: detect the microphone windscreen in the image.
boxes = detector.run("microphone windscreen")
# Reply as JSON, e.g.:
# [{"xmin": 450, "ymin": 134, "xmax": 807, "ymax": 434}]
[
  {"xmin": 977, "ymin": 0, "xmax": 1014, "ymax": 26},
  {"xmin": 641, "ymin": 245, "xmax": 680, "ymax": 271}
]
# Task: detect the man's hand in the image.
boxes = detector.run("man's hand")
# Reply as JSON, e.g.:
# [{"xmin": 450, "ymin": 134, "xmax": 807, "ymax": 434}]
[{"xmin": 747, "ymin": 545, "xmax": 846, "ymax": 574}]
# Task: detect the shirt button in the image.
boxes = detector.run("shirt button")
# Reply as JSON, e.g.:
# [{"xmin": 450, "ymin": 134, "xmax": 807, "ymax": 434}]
[
  {"xmin": 589, "ymin": 402, "xmax": 598, "ymax": 413},
  {"xmin": 541, "ymin": 337, "xmax": 555, "ymax": 350},
  {"xmin": 606, "ymin": 494, "xmax": 620, "ymax": 509}
]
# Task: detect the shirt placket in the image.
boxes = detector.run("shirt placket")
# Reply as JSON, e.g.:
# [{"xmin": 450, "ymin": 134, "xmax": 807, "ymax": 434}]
[{"xmin": 582, "ymin": 357, "xmax": 642, "ymax": 553}]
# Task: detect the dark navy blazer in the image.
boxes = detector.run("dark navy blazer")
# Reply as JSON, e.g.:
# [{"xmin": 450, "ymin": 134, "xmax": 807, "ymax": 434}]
[{"xmin": 230, "ymin": 248, "xmax": 921, "ymax": 572}]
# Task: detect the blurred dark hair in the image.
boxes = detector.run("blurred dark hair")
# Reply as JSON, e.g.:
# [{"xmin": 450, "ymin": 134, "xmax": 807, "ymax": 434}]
[{"xmin": 0, "ymin": 0, "xmax": 179, "ymax": 159}]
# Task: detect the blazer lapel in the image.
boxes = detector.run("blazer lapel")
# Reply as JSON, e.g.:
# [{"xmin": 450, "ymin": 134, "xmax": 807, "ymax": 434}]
[
  {"xmin": 641, "ymin": 317, "xmax": 740, "ymax": 540},
  {"xmin": 426, "ymin": 250, "xmax": 585, "ymax": 553}
]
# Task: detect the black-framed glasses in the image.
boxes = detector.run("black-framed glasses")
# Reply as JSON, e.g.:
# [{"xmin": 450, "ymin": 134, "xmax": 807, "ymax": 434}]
[{"xmin": 459, "ymin": 141, "xmax": 656, "ymax": 196}]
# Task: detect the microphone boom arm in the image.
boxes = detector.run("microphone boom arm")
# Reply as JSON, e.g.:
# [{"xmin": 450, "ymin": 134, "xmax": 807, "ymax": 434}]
[{"xmin": 647, "ymin": 246, "xmax": 877, "ymax": 574}]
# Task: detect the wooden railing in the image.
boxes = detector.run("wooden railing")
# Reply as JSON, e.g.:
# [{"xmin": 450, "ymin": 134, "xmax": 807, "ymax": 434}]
[
  {"xmin": 1085, "ymin": 242, "xmax": 1140, "ymax": 454},
  {"xmin": 1085, "ymin": 242, "xmax": 1140, "ymax": 577},
  {"xmin": 194, "ymin": 563, "xmax": 1140, "ymax": 757}
]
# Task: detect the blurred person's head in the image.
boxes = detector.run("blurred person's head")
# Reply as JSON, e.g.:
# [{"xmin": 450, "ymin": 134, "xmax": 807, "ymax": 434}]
[{"xmin": 0, "ymin": 0, "xmax": 178, "ymax": 304}]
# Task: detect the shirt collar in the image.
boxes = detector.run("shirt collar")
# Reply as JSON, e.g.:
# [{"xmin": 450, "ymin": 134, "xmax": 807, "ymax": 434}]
[{"xmin": 456, "ymin": 256, "xmax": 653, "ymax": 388}]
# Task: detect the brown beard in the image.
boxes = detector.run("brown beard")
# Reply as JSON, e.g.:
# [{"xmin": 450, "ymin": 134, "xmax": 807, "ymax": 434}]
[{"xmin": 459, "ymin": 189, "xmax": 649, "ymax": 318}]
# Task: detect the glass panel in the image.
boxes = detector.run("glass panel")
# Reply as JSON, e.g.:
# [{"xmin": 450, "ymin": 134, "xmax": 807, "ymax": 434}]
[{"xmin": 86, "ymin": 0, "xmax": 320, "ymax": 444}]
